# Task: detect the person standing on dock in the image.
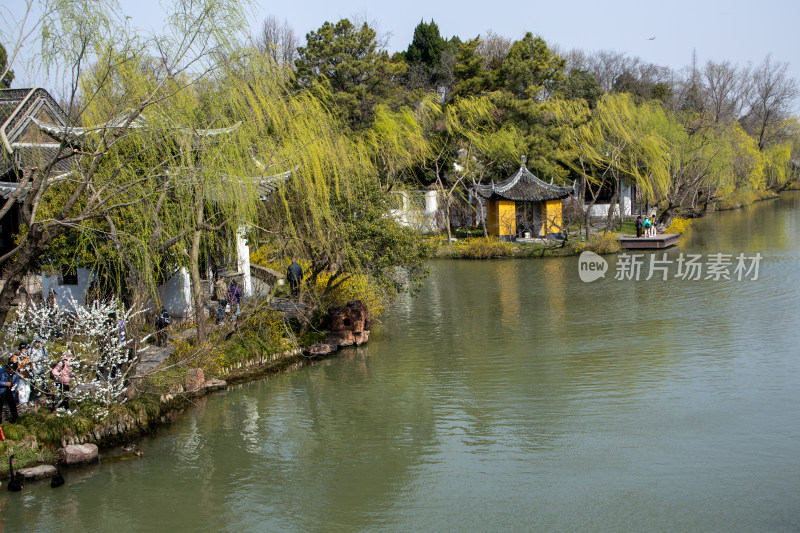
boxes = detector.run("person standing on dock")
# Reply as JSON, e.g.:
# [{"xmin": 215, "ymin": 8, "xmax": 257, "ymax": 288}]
[
  {"xmin": 642, "ymin": 216, "xmax": 652, "ymax": 237},
  {"xmin": 635, "ymin": 215, "xmax": 643, "ymax": 238},
  {"xmin": 649, "ymin": 215, "xmax": 657, "ymax": 237}
]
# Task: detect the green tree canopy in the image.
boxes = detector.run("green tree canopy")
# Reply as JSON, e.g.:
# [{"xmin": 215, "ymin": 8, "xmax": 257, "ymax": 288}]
[
  {"xmin": 498, "ymin": 32, "xmax": 565, "ymax": 99},
  {"xmin": 295, "ymin": 18, "xmax": 405, "ymax": 129},
  {"xmin": 1, "ymin": 41, "xmax": 15, "ymax": 88},
  {"xmin": 404, "ymin": 20, "xmax": 445, "ymax": 68}
]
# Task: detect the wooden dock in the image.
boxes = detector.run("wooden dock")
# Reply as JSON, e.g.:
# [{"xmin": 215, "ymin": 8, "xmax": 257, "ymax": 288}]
[{"xmin": 618, "ymin": 234, "xmax": 680, "ymax": 249}]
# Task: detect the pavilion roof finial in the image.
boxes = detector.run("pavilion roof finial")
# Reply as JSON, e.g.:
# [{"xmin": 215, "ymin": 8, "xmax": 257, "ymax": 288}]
[{"xmin": 521, "ymin": 155, "xmax": 527, "ymax": 167}]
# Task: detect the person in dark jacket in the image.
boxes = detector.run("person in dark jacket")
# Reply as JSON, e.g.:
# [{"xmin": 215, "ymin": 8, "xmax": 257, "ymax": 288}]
[
  {"xmin": 155, "ymin": 307, "xmax": 171, "ymax": 347},
  {"xmin": 0, "ymin": 356, "xmax": 20, "ymax": 423},
  {"xmin": 286, "ymin": 259, "xmax": 303, "ymax": 298},
  {"xmin": 635, "ymin": 215, "xmax": 643, "ymax": 238}
]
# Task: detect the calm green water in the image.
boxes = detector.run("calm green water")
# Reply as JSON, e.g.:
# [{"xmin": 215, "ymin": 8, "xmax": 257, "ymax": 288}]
[{"xmin": 3, "ymin": 193, "xmax": 800, "ymax": 532}]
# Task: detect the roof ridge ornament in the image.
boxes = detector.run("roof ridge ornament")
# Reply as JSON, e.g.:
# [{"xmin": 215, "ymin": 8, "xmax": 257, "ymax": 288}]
[{"xmin": 520, "ymin": 155, "xmax": 527, "ymax": 168}]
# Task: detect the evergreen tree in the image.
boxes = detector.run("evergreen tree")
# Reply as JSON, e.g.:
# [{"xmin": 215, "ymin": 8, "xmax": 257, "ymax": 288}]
[
  {"xmin": 295, "ymin": 19, "xmax": 405, "ymax": 130},
  {"xmin": 498, "ymin": 32, "xmax": 565, "ymax": 99},
  {"xmin": 405, "ymin": 20, "xmax": 445, "ymax": 68},
  {"xmin": 0, "ymin": 42, "xmax": 14, "ymax": 88}
]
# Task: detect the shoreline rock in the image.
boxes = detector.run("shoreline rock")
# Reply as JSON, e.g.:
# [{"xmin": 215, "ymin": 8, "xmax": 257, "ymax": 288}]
[
  {"xmin": 16, "ymin": 464, "xmax": 57, "ymax": 480},
  {"xmin": 62, "ymin": 443, "xmax": 99, "ymax": 466}
]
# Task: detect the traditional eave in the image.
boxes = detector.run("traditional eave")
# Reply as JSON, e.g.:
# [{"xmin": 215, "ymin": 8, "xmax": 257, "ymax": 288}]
[
  {"xmin": 162, "ymin": 168, "xmax": 293, "ymax": 203},
  {"xmin": 474, "ymin": 159, "xmax": 575, "ymax": 202},
  {"xmin": 0, "ymin": 88, "xmax": 76, "ymax": 180},
  {"xmin": 31, "ymin": 115, "xmax": 241, "ymax": 145}
]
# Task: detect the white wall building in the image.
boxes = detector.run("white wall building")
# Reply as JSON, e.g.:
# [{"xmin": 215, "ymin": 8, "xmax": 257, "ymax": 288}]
[
  {"xmin": 41, "ymin": 225, "xmax": 253, "ymax": 319},
  {"xmin": 390, "ymin": 190, "xmax": 441, "ymax": 233},
  {"xmin": 585, "ymin": 181, "xmax": 634, "ymax": 217}
]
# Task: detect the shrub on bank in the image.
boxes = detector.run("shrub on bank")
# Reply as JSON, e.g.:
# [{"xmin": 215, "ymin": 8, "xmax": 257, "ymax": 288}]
[
  {"xmin": 455, "ymin": 237, "xmax": 513, "ymax": 259},
  {"xmin": 584, "ymin": 232, "xmax": 621, "ymax": 254},
  {"xmin": 665, "ymin": 217, "xmax": 693, "ymax": 235}
]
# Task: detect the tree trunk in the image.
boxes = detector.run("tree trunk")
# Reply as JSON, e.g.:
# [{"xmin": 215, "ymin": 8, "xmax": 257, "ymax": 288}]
[
  {"xmin": 445, "ymin": 196, "xmax": 453, "ymax": 242},
  {"xmin": 0, "ymin": 226, "xmax": 56, "ymax": 325},
  {"xmin": 0, "ymin": 252, "xmax": 33, "ymax": 325},
  {"xmin": 190, "ymin": 196, "xmax": 207, "ymax": 344}
]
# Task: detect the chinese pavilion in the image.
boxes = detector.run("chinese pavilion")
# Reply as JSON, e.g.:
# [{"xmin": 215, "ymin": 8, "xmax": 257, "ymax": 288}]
[{"xmin": 473, "ymin": 156, "xmax": 574, "ymax": 239}]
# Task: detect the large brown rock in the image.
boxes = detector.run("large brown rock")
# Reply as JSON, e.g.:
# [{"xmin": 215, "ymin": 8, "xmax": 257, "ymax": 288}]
[
  {"xmin": 185, "ymin": 368, "xmax": 205, "ymax": 391},
  {"xmin": 62, "ymin": 443, "xmax": 99, "ymax": 465},
  {"xmin": 324, "ymin": 300, "xmax": 370, "ymax": 333},
  {"xmin": 327, "ymin": 330, "xmax": 355, "ymax": 347}
]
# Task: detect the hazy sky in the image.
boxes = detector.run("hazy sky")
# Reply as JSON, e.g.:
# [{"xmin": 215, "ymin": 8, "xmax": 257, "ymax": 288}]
[{"xmin": 5, "ymin": 0, "xmax": 800, "ymax": 93}]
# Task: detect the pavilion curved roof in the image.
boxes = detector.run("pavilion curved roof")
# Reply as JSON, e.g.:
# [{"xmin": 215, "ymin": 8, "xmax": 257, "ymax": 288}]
[{"xmin": 474, "ymin": 161, "xmax": 574, "ymax": 202}]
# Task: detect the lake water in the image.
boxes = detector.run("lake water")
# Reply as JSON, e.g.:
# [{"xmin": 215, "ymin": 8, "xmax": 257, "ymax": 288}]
[{"xmin": 2, "ymin": 193, "xmax": 800, "ymax": 532}]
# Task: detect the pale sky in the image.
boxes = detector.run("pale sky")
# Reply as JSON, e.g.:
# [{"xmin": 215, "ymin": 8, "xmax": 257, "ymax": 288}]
[{"xmin": 4, "ymin": 0, "xmax": 800, "ymax": 98}]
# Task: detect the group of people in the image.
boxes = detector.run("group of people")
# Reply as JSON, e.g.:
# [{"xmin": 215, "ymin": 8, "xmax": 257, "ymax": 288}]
[
  {"xmin": 0, "ymin": 341, "xmax": 72, "ymax": 423},
  {"xmin": 214, "ymin": 275, "xmax": 243, "ymax": 324},
  {"xmin": 635, "ymin": 215, "xmax": 658, "ymax": 238}
]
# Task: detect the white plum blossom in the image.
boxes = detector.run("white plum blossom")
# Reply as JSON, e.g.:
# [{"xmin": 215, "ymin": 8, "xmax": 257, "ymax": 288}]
[{"xmin": 3, "ymin": 298, "xmax": 144, "ymax": 419}]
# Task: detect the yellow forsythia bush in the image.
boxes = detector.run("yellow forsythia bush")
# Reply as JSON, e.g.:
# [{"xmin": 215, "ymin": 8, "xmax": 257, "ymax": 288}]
[
  {"xmin": 584, "ymin": 232, "xmax": 621, "ymax": 254},
  {"xmin": 664, "ymin": 217, "xmax": 693, "ymax": 235},
  {"xmin": 455, "ymin": 237, "xmax": 513, "ymax": 259}
]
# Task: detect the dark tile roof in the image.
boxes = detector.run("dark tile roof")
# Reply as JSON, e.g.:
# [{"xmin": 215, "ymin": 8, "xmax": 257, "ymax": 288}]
[
  {"xmin": 0, "ymin": 88, "xmax": 75, "ymax": 181},
  {"xmin": 258, "ymin": 170, "xmax": 291, "ymax": 200},
  {"xmin": 474, "ymin": 164, "xmax": 574, "ymax": 202}
]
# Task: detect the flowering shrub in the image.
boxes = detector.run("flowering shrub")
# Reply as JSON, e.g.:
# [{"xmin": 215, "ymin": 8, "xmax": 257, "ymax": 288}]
[
  {"xmin": 664, "ymin": 217, "xmax": 693, "ymax": 235},
  {"xmin": 454, "ymin": 237, "xmax": 513, "ymax": 259},
  {"xmin": 584, "ymin": 232, "xmax": 621, "ymax": 254},
  {"xmin": 3, "ymin": 299, "xmax": 142, "ymax": 420}
]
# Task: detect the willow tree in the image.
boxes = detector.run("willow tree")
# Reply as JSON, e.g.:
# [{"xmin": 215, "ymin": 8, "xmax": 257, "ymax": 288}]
[
  {"xmin": 72, "ymin": 44, "xmax": 370, "ymax": 343},
  {"xmin": 554, "ymin": 93, "xmax": 671, "ymax": 235},
  {"xmin": 221, "ymin": 54, "xmax": 431, "ymax": 314},
  {"xmin": 362, "ymin": 104, "xmax": 432, "ymax": 192},
  {"xmin": 0, "ymin": 0, "xmax": 255, "ymax": 328},
  {"xmin": 416, "ymin": 94, "xmax": 524, "ymax": 240}
]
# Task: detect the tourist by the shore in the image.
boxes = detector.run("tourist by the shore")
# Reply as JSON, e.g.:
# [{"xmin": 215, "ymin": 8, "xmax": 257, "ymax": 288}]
[
  {"xmin": 50, "ymin": 351, "xmax": 73, "ymax": 411},
  {"xmin": 155, "ymin": 307, "xmax": 171, "ymax": 347},
  {"xmin": 227, "ymin": 281, "xmax": 242, "ymax": 319},
  {"xmin": 215, "ymin": 275, "xmax": 227, "ymax": 324},
  {"xmin": 643, "ymin": 216, "xmax": 652, "ymax": 237},
  {"xmin": 287, "ymin": 259, "xmax": 303, "ymax": 298},
  {"xmin": 650, "ymin": 215, "xmax": 657, "ymax": 237},
  {"xmin": 46, "ymin": 288, "xmax": 56, "ymax": 308},
  {"xmin": 0, "ymin": 356, "xmax": 20, "ymax": 422},
  {"xmin": 635, "ymin": 215, "xmax": 643, "ymax": 238},
  {"xmin": 29, "ymin": 339, "xmax": 49, "ymax": 389},
  {"xmin": 14, "ymin": 344, "xmax": 31, "ymax": 405}
]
